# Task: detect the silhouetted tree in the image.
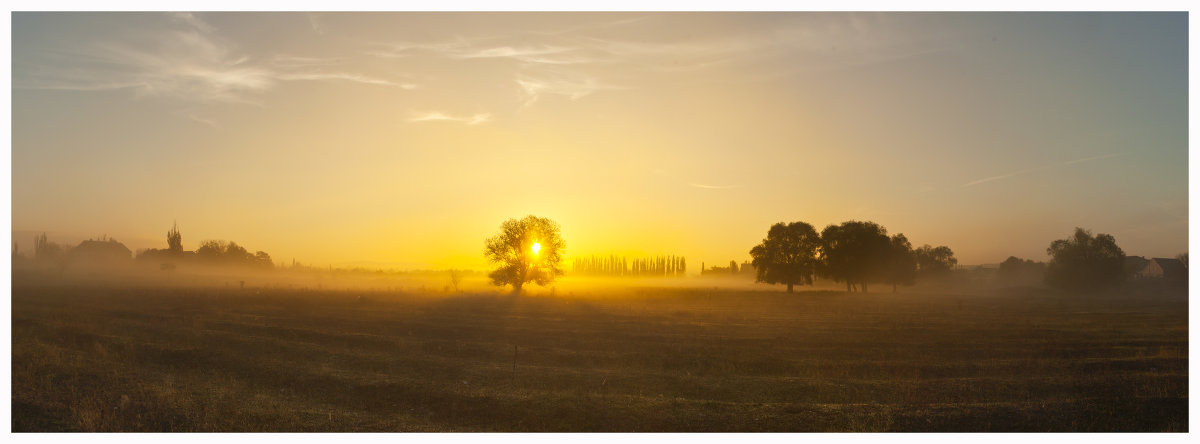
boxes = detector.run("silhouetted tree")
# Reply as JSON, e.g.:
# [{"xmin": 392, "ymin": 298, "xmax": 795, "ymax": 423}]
[
  {"xmin": 484, "ymin": 215, "xmax": 565, "ymax": 292},
  {"xmin": 915, "ymin": 245, "xmax": 958, "ymax": 277},
  {"xmin": 196, "ymin": 240, "xmax": 227, "ymax": 262},
  {"xmin": 195, "ymin": 239, "xmax": 271, "ymax": 269},
  {"xmin": 252, "ymin": 251, "xmax": 273, "ymax": 269},
  {"xmin": 167, "ymin": 222, "xmax": 183, "ymax": 253},
  {"xmin": 819, "ymin": 221, "xmax": 891, "ymax": 293},
  {"xmin": 885, "ymin": 234, "xmax": 918, "ymax": 293},
  {"xmin": 1045, "ymin": 227, "xmax": 1125, "ymax": 292},
  {"xmin": 749, "ymin": 221, "xmax": 821, "ymax": 293},
  {"xmin": 34, "ymin": 233, "xmax": 64, "ymax": 263},
  {"xmin": 997, "ymin": 256, "xmax": 1046, "ymax": 285},
  {"xmin": 448, "ymin": 269, "xmax": 463, "ymax": 292}
]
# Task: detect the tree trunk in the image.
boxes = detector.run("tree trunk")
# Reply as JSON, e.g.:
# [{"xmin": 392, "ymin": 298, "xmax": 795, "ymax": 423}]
[
  {"xmin": 512, "ymin": 281, "xmax": 523, "ymax": 294},
  {"xmin": 862, "ymin": 283, "xmax": 869, "ymax": 294},
  {"xmin": 787, "ymin": 283, "xmax": 794, "ymax": 293},
  {"xmin": 893, "ymin": 283, "xmax": 898, "ymax": 293}
]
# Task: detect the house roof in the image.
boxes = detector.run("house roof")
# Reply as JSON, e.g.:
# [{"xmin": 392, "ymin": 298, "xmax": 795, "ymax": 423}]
[{"xmin": 1150, "ymin": 258, "xmax": 1187, "ymax": 278}]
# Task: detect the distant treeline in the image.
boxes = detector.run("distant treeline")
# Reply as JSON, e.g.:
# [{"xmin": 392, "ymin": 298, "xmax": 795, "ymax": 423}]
[
  {"xmin": 700, "ymin": 260, "xmax": 755, "ymax": 277},
  {"xmin": 571, "ymin": 255, "xmax": 686, "ymax": 277},
  {"xmin": 14, "ymin": 223, "xmax": 274, "ymax": 271},
  {"xmin": 748, "ymin": 220, "xmax": 959, "ymax": 293}
]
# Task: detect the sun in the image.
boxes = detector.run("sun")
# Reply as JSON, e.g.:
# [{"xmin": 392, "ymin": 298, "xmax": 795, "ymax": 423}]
[{"xmin": 531, "ymin": 242, "xmax": 541, "ymax": 255}]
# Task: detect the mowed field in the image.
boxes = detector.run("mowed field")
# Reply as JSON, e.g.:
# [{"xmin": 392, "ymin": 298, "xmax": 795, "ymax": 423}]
[{"xmin": 11, "ymin": 280, "xmax": 1188, "ymax": 432}]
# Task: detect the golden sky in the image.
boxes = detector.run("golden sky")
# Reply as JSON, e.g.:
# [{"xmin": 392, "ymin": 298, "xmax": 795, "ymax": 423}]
[{"xmin": 10, "ymin": 12, "xmax": 1189, "ymax": 270}]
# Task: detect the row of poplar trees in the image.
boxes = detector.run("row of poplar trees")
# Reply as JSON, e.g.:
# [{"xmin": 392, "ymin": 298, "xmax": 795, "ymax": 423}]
[{"xmin": 572, "ymin": 255, "xmax": 686, "ymax": 277}]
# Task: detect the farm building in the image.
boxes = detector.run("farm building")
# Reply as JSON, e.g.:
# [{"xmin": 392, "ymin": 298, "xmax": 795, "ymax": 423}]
[{"xmin": 1133, "ymin": 257, "xmax": 1187, "ymax": 281}]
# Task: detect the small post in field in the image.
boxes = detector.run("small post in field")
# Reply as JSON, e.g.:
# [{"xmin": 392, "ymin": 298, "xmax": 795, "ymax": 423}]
[{"xmin": 511, "ymin": 345, "xmax": 518, "ymax": 386}]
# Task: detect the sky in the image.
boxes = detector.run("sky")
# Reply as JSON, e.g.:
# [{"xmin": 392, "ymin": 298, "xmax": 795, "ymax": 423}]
[{"xmin": 10, "ymin": 12, "xmax": 1189, "ymax": 270}]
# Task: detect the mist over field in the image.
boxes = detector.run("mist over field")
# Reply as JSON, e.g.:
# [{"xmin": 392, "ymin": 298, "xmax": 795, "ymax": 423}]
[{"xmin": 8, "ymin": 11, "xmax": 1189, "ymax": 434}]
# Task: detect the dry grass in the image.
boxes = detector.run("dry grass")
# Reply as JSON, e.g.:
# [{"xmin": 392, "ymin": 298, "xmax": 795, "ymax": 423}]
[{"xmin": 10, "ymin": 280, "xmax": 1188, "ymax": 432}]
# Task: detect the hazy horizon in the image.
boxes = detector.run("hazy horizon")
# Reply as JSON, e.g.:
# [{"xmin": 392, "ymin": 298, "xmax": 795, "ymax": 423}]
[{"xmin": 11, "ymin": 12, "xmax": 1188, "ymax": 270}]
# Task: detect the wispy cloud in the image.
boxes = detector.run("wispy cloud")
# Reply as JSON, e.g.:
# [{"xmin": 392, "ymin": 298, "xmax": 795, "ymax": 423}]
[
  {"xmin": 961, "ymin": 151, "xmax": 1128, "ymax": 188},
  {"xmin": 407, "ymin": 111, "xmax": 491, "ymax": 125},
  {"xmin": 15, "ymin": 13, "xmax": 404, "ymax": 104},
  {"xmin": 307, "ymin": 13, "xmax": 326, "ymax": 35},
  {"xmin": 1062, "ymin": 152, "xmax": 1128, "ymax": 165},
  {"xmin": 165, "ymin": 12, "xmax": 214, "ymax": 34},
  {"xmin": 357, "ymin": 13, "xmax": 948, "ymax": 111},
  {"xmin": 276, "ymin": 72, "xmax": 413, "ymax": 88},
  {"xmin": 515, "ymin": 73, "xmax": 616, "ymax": 107},
  {"xmin": 185, "ymin": 113, "xmax": 221, "ymax": 129},
  {"xmin": 369, "ymin": 38, "xmax": 589, "ymax": 65},
  {"xmin": 960, "ymin": 166, "xmax": 1049, "ymax": 188},
  {"xmin": 270, "ymin": 55, "xmax": 340, "ymax": 68},
  {"xmin": 455, "ymin": 45, "xmax": 572, "ymax": 61}
]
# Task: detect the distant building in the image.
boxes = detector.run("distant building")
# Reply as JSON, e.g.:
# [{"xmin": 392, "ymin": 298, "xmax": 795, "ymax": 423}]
[
  {"xmin": 700, "ymin": 260, "xmax": 755, "ymax": 278},
  {"xmin": 1136, "ymin": 258, "xmax": 1187, "ymax": 281}
]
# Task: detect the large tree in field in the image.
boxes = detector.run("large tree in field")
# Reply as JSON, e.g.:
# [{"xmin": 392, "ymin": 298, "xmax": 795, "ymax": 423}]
[
  {"xmin": 484, "ymin": 215, "xmax": 565, "ymax": 293},
  {"xmin": 819, "ymin": 221, "xmax": 892, "ymax": 293},
  {"xmin": 749, "ymin": 221, "xmax": 822, "ymax": 293},
  {"xmin": 1045, "ymin": 227, "xmax": 1124, "ymax": 292},
  {"xmin": 167, "ymin": 222, "xmax": 183, "ymax": 253},
  {"xmin": 885, "ymin": 233, "xmax": 918, "ymax": 293},
  {"xmin": 915, "ymin": 244, "xmax": 958, "ymax": 277}
]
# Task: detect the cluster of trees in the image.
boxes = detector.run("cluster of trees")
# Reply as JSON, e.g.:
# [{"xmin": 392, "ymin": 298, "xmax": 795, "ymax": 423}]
[
  {"xmin": 1043, "ymin": 227, "xmax": 1125, "ymax": 291},
  {"xmin": 16, "ymin": 223, "xmax": 276, "ymax": 272},
  {"xmin": 483, "ymin": 216, "xmax": 1175, "ymax": 296},
  {"xmin": 700, "ymin": 260, "xmax": 754, "ymax": 276},
  {"xmin": 137, "ymin": 223, "xmax": 274, "ymax": 270},
  {"xmin": 997, "ymin": 256, "xmax": 1047, "ymax": 285},
  {"xmin": 978, "ymin": 228, "xmax": 1171, "ymax": 292},
  {"xmin": 571, "ymin": 255, "xmax": 686, "ymax": 277},
  {"xmin": 750, "ymin": 220, "xmax": 957, "ymax": 293},
  {"xmin": 194, "ymin": 240, "xmax": 274, "ymax": 270}
]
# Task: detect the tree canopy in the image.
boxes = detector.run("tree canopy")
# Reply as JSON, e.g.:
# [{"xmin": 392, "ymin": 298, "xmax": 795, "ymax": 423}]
[
  {"xmin": 915, "ymin": 244, "xmax": 958, "ymax": 277},
  {"xmin": 1045, "ymin": 227, "xmax": 1124, "ymax": 292},
  {"xmin": 195, "ymin": 240, "xmax": 273, "ymax": 269},
  {"xmin": 484, "ymin": 215, "xmax": 565, "ymax": 292},
  {"xmin": 997, "ymin": 256, "xmax": 1046, "ymax": 285},
  {"xmin": 884, "ymin": 233, "xmax": 918, "ymax": 292},
  {"xmin": 819, "ymin": 221, "xmax": 892, "ymax": 293},
  {"xmin": 749, "ymin": 221, "xmax": 821, "ymax": 293}
]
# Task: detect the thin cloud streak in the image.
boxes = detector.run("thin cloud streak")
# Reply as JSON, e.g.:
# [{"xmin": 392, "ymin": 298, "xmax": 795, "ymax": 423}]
[
  {"xmin": 276, "ymin": 72, "xmax": 412, "ymax": 88},
  {"xmin": 407, "ymin": 111, "xmax": 491, "ymax": 125},
  {"xmin": 307, "ymin": 13, "xmax": 326, "ymax": 35},
  {"xmin": 961, "ymin": 152, "xmax": 1126, "ymax": 188},
  {"xmin": 1063, "ymin": 152, "xmax": 1128, "ymax": 165},
  {"xmin": 184, "ymin": 113, "xmax": 221, "ymax": 129},
  {"xmin": 271, "ymin": 55, "xmax": 341, "ymax": 68},
  {"xmin": 516, "ymin": 73, "xmax": 617, "ymax": 107},
  {"xmin": 960, "ymin": 166, "xmax": 1050, "ymax": 188}
]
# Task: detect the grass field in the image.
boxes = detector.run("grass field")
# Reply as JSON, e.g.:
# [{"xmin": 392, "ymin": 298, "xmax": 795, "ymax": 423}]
[{"xmin": 10, "ymin": 279, "xmax": 1188, "ymax": 432}]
